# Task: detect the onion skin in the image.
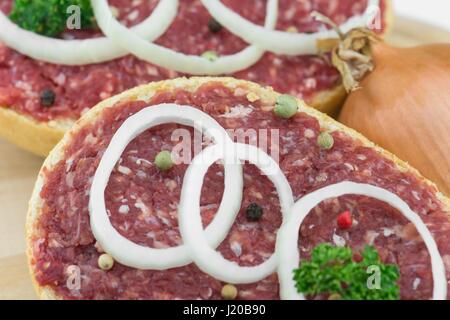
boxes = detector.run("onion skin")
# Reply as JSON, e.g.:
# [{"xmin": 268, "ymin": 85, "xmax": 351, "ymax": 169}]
[{"xmin": 339, "ymin": 43, "xmax": 450, "ymax": 195}]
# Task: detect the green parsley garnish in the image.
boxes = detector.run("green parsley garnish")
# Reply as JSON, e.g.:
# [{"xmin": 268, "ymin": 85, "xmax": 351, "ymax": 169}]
[
  {"xmin": 9, "ymin": 0, "xmax": 96, "ymax": 37},
  {"xmin": 293, "ymin": 244, "xmax": 400, "ymax": 300}
]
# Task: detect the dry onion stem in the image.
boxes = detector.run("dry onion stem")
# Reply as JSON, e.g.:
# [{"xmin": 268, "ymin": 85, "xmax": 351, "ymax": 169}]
[{"xmin": 314, "ymin": 12, "xmax": 450, "ymax": 195}]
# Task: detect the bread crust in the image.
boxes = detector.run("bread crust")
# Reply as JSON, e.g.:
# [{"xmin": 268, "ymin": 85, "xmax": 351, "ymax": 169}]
[
  {"xmin": 309, "ymin": 84, "xmax": 347, "ymax": 118},
  {"xmin": 0, "ymin": 0, "xmax": 394, "ymax": 157},
  {"xmin": 26, "ymin": 76, "xmax": 450, "ymax": 300},
  {"xmin": 0, "ymin": 107, "xmax": 71, "ymax": 156}
]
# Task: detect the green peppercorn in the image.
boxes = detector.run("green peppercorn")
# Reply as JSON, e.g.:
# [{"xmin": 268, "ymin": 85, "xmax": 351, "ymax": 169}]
[
  {"xmin": 155, "ymin": 150, "xmax": 174, "ymax": 171},
  {"xmin": 274, "ymin": 94, "xmax": 298, "ymax": 119},
  {"xmin": 201, "ymin": 50, "xmax": 218, "ymax": 62},
  {"xmin": 40, "ymin": 89, "xmax": 55, "ymax": 107},
  {"xmin": 221, "ymin": 284, "xmax": 238, "ymax": 300},
  {"xmin": 317, "ymin": 132, "xmax": 334, "ymax": 150},
  {"xmin": 98, "ymin": 253, "xmax": 114, "ymax": 270},
  {"xmin": 208, "ymin": 18, "xmax": 222, "ymax": 33},
  {"xmin": 246, "ymin": 203, "xmax": 263, "ymax": 221}
]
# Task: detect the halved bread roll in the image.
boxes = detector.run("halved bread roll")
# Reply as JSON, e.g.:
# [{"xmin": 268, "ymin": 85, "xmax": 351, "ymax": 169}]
[
  {"xmin": 27, "ymin": 77, "xmax": 449, "ymax": 300},
  {"xmin": 0, "ymin": 0, "xmax": 393, "ymax": 156}
]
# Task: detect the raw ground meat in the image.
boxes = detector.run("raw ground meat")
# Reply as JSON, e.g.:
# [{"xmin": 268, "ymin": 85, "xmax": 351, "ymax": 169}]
[
  {"xmin": 0, "ymin": 0, "xmax": 387, "ymax": 121},
  {"xmin": 32, "ymin": 82, "xmax": 450, "ymax": 300}
]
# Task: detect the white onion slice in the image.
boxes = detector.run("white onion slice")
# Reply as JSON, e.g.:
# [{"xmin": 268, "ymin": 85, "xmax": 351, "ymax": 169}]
[
  {"xmin": 91, "ymin": 0, "xmax": 278, "ymax": 75},
  {"xmin": 89, "ymin": 104, "xmax": 243, "ymax": 270},
  {"xmin": 276, "ymin": 181, "xmax": 447, "ymax": 300},
  {"xmin": 201, "ymin": 0, "xmax": 380, "ymax": 55},
  {"xmin": 0, "ymin": 0, "xmax": 179, "ymax": 65},
  {"xmin": 178, "ymin": 143, "xmax": 294, "ymax": 284}
]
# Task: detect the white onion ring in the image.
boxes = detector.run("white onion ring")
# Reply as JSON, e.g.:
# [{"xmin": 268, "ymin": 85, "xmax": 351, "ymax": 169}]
[
  {"xmin": 89, "ymin": 104, "xmax": 243, "ymax": 270},
  {"xmin": 178, "ymin": 143, "xmax": 294, "ymax": 284},
  {"xmin": 276, "ymin": 181, "xmax": 447, "ymax": 300},
  {"xmin": 0, "ymin": 0, "xmax": 179, "ymax": 65},
  {"xmin": 91, "ymin": 0, "xmax": 278, "ymax": 75},
  {"xmin": 201, "ymin": 0, "xmax": 380, "ymax": 55}
]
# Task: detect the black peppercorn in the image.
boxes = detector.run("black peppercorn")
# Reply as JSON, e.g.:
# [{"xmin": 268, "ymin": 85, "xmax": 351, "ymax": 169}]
[
  {"xmin": 40, "ymin": 89, "xmax": 56, "ymax": 107},
  {"xmin": 208, "ymin": 18, "xmax": 222, "ymax": 33},
  {"xmin": 246, "ymin": 203, "xmax": 263, "ymax": 221}
]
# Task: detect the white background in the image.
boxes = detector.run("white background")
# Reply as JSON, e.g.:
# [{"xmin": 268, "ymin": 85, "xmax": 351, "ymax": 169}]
[{"xmin": 394, "ymin": 0, "xmax": 450, "ymax": 31}]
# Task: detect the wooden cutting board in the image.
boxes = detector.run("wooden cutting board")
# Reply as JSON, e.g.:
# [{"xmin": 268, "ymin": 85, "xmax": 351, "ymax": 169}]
[
  {"xmin": 0, "ymin": 254, "xmax": 36, "ymax": 300},
  {"xmin": 0, "ymin": 17, "xmax": 449, "ymax": 300}
]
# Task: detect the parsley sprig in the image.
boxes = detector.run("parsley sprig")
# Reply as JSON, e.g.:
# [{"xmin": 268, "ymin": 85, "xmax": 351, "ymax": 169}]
[
  {"xmin": 293, "ymin": 244, "xmax": 400, "ymax": 300},
  {"xmin": 10, "ymin": 0, "xmax": 95, "ymax": 37}
]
